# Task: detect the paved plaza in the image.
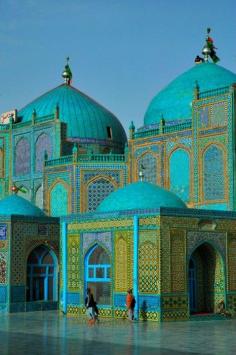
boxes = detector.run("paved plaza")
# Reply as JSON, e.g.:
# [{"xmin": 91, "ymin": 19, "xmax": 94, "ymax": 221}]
[{"xmin": 0, "ymin": 311, "xmax": 235, "ymax": 354}]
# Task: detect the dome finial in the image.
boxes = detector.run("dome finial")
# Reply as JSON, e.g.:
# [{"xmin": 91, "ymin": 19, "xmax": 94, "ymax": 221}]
[
  {"xmin": 62, "ymin": 57, "xmax": 73, "ymax": 85},
  {"xmin": 202, "ymin": 28, "xmax": 220, "ymax": 63}
]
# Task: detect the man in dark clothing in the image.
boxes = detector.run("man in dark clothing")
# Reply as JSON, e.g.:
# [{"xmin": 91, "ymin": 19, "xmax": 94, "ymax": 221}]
[{"xmin": 85, "ymin": 288, "xmax": 98, "ymax": 323}]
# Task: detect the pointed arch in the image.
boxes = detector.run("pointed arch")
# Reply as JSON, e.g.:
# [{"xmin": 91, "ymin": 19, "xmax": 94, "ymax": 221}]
[
  {"xmin": 35, "ymin": 133, "xmax": 52, "ymax": 172},
  {"xmin": 85, "ymin": 244, "xmax": 111, "ymax": 305},
  {"xmin": 86, "ymin": 176, "xmax": 116, "ymax": 212},
  {"xmin": 169, "ymin": 147, "xmax": 190, "ymax": 202},
  {"xmin": 188, "ymin": 242, "xmax": 225, "ymax": 314},
  {"xmin": 15, "ymin": 137, "xmax": 30, "ymax": 176},
  {"xmin": 49, "ymin": 180, "xmax": 69, "ymax": 217},
  {"xmin": 26, "ymin": 244, "xmax": 58, "ymax": 302},
  {"xmin": 136, "ymin": 151, "xmax": 157, "ymax": 184},
  {"xmin": 202, "ymin": 144, "xmax": 225, "ymax": 201}
]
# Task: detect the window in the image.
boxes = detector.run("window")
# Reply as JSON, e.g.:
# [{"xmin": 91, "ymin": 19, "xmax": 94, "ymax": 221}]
[
  {"xmin": 106, "ymin": 126, "xmax": 112, "ymax": 139},
  {"xmin": 27, "ymin": 246, "xmax": 57, "ymax": 302},
  {"xmin": 85, "ymin": 245, "xmax": 111, "ymax": 305}
]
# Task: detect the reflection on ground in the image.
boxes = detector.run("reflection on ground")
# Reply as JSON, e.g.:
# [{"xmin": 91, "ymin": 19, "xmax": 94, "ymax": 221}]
[{"xmin": 0, "ymin": 311, "xmax": 235, "ymax": 354}]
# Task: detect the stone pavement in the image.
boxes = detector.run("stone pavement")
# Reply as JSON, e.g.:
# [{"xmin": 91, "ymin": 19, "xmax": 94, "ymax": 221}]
[{"xmin": 0, "ymin": 311, "xmax": 235, "ymax": 354}]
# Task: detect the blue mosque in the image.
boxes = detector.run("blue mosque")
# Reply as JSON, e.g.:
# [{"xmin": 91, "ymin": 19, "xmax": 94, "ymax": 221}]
[{"xmin": 0, "ymin": 31, "xmax": 236, "ymax": 321}]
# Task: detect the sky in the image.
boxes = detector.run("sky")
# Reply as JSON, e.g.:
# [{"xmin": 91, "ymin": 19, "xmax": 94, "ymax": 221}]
[{"xmin": 0, "ymin": 0, "xmax": 235, "ymax": 133}]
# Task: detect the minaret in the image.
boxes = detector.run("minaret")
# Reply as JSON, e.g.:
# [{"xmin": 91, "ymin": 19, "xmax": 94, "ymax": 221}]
[{"xmin": 62, "ymin": 57, "xmax": 73, "ymax": 85}]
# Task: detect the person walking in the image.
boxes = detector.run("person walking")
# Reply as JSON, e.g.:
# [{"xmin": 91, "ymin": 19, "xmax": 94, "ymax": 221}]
[
  {"xmin": 85, "ymin": 288, "xmax": 97, "ymax": 325},
  {"xmin": 126, "ymin": 289, "xmax": 135, "ymax": 321}
]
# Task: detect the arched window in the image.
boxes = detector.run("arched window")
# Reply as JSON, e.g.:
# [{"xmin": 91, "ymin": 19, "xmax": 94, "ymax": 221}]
[
  {"xmin": 137, "ymin": 153, "xmax": 157, "ymax": 184},
  {"xmin": 87, "ymin": 178, "xmax": 114, "ymax": 212},
  {"xmin": 203, "ymin": 145, "xmax": 224, "ymax": 201},
  {"xmin": 85, "ymin": 245, "xmax": 111, "ymax": 305},
  {"xmin": 35, "ymin": 133, "xmax": 52, "ymax": 173},
  {"xmin": 35, "ymin": 185, "xmax": 43, "ymax": 209},
  {"xmin": 169, "ymin": 149, "xmax": 190, "ymax": 202},
  {"xmin": 15, "ymin": 138, "xmax": 30, "ymax": 176},
  {"xmin": 50, "ymin": 183, "xmax": 68, "ymax": 217},
  {"xmin": 26, "ymin": 245, "xmax": 58, "ymax": 302}
]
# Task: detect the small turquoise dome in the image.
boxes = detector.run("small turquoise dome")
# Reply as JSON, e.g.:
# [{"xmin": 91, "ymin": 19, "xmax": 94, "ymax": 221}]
[
  {"xmin": 0, "ymin": 195, "xmax": 45, "ymax": 217},
  {"xmin": 18, "ymin": 84, "xmax": 127, "ymax": 146},
  {"xmin": 96, "ymin": 181, "xmax": 186, "ymax": 212},
  {"xmin": 144, "ymin": 62, "xmax": 236, "ymax": 125}
]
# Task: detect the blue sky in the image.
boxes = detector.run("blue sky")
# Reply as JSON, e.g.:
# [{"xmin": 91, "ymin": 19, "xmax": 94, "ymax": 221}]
[{"xmin": 0, "ymin": 0, "xmax": 235, "ymax": 132}]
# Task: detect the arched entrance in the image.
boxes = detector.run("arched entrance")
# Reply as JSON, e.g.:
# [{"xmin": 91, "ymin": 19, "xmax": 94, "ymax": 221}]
[
  {"xmin": 85, "ymin": 244, "xmax": 111, "ymax": 305},
  {"xmin": 188, "ymin": 243, "xmax": 225, "ymax": 314},
  {"xmin": 26, "ymin": 245, "xmax": 58, "ymax": 302}
]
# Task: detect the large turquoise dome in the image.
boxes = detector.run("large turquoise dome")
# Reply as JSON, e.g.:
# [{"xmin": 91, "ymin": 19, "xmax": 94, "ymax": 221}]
[
  {"xmin": 0, "ymin": 195, "xmax": 45, "ymax": 217},
  {"xmin": 18, "ymin": 84, "xmax": 127, "ymax": 145},
  {"xmin": 96, "ymin": 181, "xmax": 186, "ymax": 213},
  {"xmin": 144, "ymin": 62, "xmax": 236, "ymax": 125}
]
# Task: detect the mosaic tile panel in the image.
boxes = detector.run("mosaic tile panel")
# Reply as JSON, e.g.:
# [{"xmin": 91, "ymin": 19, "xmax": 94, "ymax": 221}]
[
  {"xmin": 114, "ymin": 231, "xmax": 132, "ymax": 292},
  {"xmin": 227, "ymin": 293, "xmax": 236, "ymax": 313},
  {"xmin": 169, "ymin": 149, "xmax": 190, "ymax": 202},
  {"xmin": 139, "ymin": 241, "xmax": 158, "ymax": 293},
  {"xmin": 50, "ymin": 183, "xmax": 68, "ymax": 217},
  {"xmin": 199, "ymin": 106, "xmax": 209, "ymax": 128},
  {"xmin": 137, "ymin": 152, "xmax": 157, "ymax": 184},
  {"xmin": 228, "ymin": 237, "xmax": 236, "ymax": 291},
  {"xmin": 35, "ymin": 133, "xmax": 52, "ymax": 172},
  {"xmin": 83, "ymin": 171, "xmax": 120, "ymax": 184},
  {"xmin": 0, "ymin": 252, "xmax": 7, "ymax": 284},
  {"xmin": 211, "ymin": 102, "xmax": 227, "ymax": 127},
  {"xmin": 203, "ymin": 145, "xmax": 225, "ymax": 201},
  {"xmin": 15, "ymin": 137, "xmax": 30, "ymax": 176},
  {"xmin": 68, "ymin": 235, "xmax": 80, "ymax": 291},
  {"xmin": 82, "ymin": 232, "xmax": 112, "ymax": 254},
  {"xmin": 87, "ymin": 178, "xmax": 115, "ymax": 212},
  {"xmin": 187, "ymin": 231, "xmax": 226, "ymax": 259},
  {"xmin": 170, "ymin": 229, "xmax": 186, "ymax": 292}
]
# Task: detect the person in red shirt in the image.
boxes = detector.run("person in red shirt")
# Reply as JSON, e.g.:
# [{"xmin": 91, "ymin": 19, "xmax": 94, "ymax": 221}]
[{"xmin": 126, "ymin": 289, "xmax": 135, "ymax": 321}]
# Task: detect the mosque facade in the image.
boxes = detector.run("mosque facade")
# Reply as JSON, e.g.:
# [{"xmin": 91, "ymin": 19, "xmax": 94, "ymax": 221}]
[{"xmin": 0, "ymin": 34, "xmax": 236, "ymax": 320}]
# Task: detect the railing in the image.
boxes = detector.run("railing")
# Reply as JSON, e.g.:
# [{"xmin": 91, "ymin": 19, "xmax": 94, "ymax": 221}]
[
  {"xmin": 163, "ymin": 121, "xmax": 192, "ymax": 133},
  {"xmin": 45, "ymin": 155, "xmax": 73, "ymax": 167},
  {"xmin": 134, "ymin": 121, "xmax": 192, "ymax": 139},
  {"xmin": 77, "ymin": 154, "xmax": 125, "ymax": 162},
  {"xmin": 45, "ymin": 153, "xmax": 126, "ymax": 167},
  {"xmin": 12, "ymin": 121, "xmax": 32, "ymax": 129},
  {"xmin": 134, "ymin": 128, "xmax": 159, "ymax": 138},
  {"xmin": 199, "ymin": 86, "xmax": 229, "ymax": 99}
]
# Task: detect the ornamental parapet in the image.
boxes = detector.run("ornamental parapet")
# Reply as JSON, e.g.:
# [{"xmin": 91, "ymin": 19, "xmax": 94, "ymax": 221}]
[
  {"xmin": 45, "ymin": 153, "xmax": 126, "ymax": 167},
  {"xmin": 134, "ymin": 121, "xmax": 192, "ymax": 139},
  {"xmin": 198, "ymin": 86, "xmax": 230, "ymax": 99}
]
